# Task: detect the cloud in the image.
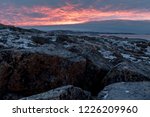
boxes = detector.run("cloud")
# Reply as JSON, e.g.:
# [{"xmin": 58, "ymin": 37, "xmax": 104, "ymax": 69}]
[
  {"xmin": 69, "ymin": 0, "xmax": 150, "ymax": 11},
  {"xmin": 25, "ymin": 12, "xmax": 48, "ymax": 18},
  {"xmin": 2, "ymin": 0, "xmax": 150, "ymax": 11},
  {"xmin": 0, "ymin": 0, "xmax": 150, "ymax": 26}
]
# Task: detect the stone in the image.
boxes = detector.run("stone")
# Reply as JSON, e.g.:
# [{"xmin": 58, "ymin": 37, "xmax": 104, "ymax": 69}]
[
  {"xmin": 0, "ymin": 49, "xmax": 86, "ymax": 98},
  {"xmin": 98, "ymin": 82, "xmax": 150, "ymax": 100},
  {"xmin": 20, "ymin": 85, "xmax": 92, "ymax": 100},
  {"xmin": 102, "ymin": 61, "xmax": 150, "ymax": 88}
]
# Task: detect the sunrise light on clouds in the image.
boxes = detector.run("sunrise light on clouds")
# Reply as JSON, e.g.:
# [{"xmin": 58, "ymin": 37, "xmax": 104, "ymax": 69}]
[{"xmin": 0, "ymin": 0, "xmax": 150, "ymax": 26}]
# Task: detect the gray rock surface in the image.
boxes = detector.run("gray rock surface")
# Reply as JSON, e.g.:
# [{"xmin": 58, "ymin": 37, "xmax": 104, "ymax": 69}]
[
  {"xmin": 98, "ymin": 82, "xmax": 150, "ymax": 100},
  {"xmin": 102, "ymin": 62, "xmax": 150, "ymax": 87},
  {"xmin": 20, "ymin": 85, "xmax": 91, "ymax": 100}
]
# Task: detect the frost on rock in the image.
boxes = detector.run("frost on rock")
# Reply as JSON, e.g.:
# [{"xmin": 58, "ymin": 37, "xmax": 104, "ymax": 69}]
[
  {"xmin": 145, "ymin": 47, "xmax": 150, "ymax": 56},
  {"xmin": 121, "ymin": 53, "xmax": 137, "ymax": 61},
  {"xmin": 0, "ymin": 24, "xmax": 150, "ymax": 100},
  {"xmin": 99, "ymin": 49, "xmax": 117, "ymax": 60},
  {"xmin": 6, "ymin": 38, "xmax": 34, "ymax": 49},
  {"xmin": 51, "ymin": 36, "xmax": 57, "ymax": 42}
]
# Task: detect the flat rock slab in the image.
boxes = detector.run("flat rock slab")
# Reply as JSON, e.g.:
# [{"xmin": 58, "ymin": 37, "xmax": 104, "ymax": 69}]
[
  {"xmin": 20, "ymin": 85, "xmax": 91, "ymax": 100},
  {"xmin": 98, "ymin": 82, "xmax": 150, "ymax": 100}
]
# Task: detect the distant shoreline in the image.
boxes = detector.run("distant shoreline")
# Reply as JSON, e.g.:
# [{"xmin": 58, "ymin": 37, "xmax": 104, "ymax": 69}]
[{"xmin": 21, "ymin": 26, "xmax": 150, "ymax": 41}]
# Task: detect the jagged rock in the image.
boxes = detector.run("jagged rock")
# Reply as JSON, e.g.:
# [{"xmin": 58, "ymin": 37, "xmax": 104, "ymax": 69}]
[
  {"xmin": 97, "ymin": 82, "xmax": 150, "ymax": 100},
  {"xmin": 20, "ymin": 85, "xmax": 91, "ymax": 100},
  {"xmin": 101, "ymin": 61, "xmax": 150, "ymax": 87}
]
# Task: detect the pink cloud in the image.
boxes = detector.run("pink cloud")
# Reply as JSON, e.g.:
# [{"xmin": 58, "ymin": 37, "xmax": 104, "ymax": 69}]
[{"xmin": 0, "ymin": 4, "xmax": 150, "ymax": 26}]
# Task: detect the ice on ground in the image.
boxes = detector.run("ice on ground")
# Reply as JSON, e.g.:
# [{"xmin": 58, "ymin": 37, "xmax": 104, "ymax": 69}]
[
  {"xmin": 145, "ymin": 47, "xmax": 150, "ymax": 56},
  {"xmin": 6, "ymin": 38, "xmax": 34, "ymax": 49},
  {"xmin": 51, "ymin": 36, "xmax": 57, "ymax": 42},
  {"xmin": 99, "ymin": 50, "xmax": 116, "ymax": 59},
  {"xmin": 125, "ymin": 90, "xmax": 130, "ymax": 93},
  {"xmin": 121, "ymin": 53, "xmax": 137, "ymax": 61}
]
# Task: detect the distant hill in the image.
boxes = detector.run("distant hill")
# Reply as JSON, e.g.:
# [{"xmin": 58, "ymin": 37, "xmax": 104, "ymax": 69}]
[
  {"xmin": 22, "ymin": 20, "xmax": 150, "ymax": 34},
  {"xmin": 0, "ymin": 23, "xmax": 44, "ymax": 33}
]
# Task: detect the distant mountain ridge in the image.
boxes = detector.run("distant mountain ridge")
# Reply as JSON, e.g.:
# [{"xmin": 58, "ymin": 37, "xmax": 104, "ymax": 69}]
[{"xmin": 22, "ymin": 20, "xmax": 150, "ymax": 34}]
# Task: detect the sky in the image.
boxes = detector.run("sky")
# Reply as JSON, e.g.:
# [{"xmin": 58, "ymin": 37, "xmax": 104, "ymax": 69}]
[{"xmin": 1, "ymin": 0, "xmax": 150, "ymax": 26}]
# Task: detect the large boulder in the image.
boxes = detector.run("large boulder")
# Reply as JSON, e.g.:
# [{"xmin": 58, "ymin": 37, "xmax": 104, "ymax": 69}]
[
  {"xmin": 101, "ymin": 61, "xmax": 150, "ymax": 87},
  {"xmin": 20, "ymin": 85, "xmax": 92, "ymax": 100},
  {"xmin": 0, "ymin": 48, "xmax": 86, "ymax": 99},
  {"xmin": 97, "ymin": 82, "xmax": 150, "ymax": 100},
  {"xmin": 0, "ymin": 45, "xmax": 112, "ymax": 99}
]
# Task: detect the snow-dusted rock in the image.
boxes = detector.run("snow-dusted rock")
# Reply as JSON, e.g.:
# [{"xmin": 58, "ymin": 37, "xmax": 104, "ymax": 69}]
[
  {"xmin": 101, "ymin": 61, "xmax": 150, "ymax": 87},
  {"xmin": 20, "ymin": 85, "xmax": 91, "ymax": 100},
  {"xmin": 0, "ymin": 24, "xmax": 150, "ymax": 100},
  {"xmin": 98, "ymin": 82, "xmax": 150, "ymax": 100}
]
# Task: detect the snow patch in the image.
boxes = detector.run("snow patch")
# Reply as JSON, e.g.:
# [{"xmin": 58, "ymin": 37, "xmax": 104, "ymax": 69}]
[
  {"xmin": 121, "ymin": 53, "xmax": 136, "ymax": 61},
  {"xmin": 6, "ymin": 38, "xmax": 34, "ymax": 49},
  {"xmin": 99, "ymin": 50, "xmax": 116, "ymax": 59},
  {"xmin": 145, "ymin": 47, "xmax": 150, "ymax": 56},
  {"xmin": 125, "ymin": 90, "xmax": 130, "ymax": 93},
  {"xmin": 51, "ymin": 36, "xmax": 57, "ymax": 42}
]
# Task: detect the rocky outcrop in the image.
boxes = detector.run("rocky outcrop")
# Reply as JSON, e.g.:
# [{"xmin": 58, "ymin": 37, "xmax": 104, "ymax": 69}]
[
  {"xmin": 0, "ymin": 24, "xmax": 150, "ymax": 100},
  {"xmin": 101, "ymin": 62, "xmax": 150, "ymax": 87},
  {"xmin": 20, "ymin": 85, "xmax": 91, "ymax": 100},
  {"xmin": 97, "ymin": 82, "xmax": 150, "ymax": 100}
]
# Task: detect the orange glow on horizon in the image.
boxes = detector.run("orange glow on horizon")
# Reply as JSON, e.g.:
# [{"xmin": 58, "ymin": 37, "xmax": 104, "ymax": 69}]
[{"xmin": 0, "ymin": 4, "xmax": 150, "ymax": 26}]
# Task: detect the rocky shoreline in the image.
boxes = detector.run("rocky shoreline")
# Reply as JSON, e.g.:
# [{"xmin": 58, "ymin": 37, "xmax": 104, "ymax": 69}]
[{"xmin": 0, "ymin": 24, "xmax": 150, "ymax": 100}]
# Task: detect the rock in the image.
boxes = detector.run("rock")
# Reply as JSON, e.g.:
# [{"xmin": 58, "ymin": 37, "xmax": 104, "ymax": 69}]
[
  {"xmin": 0, "ymin": 48, "xmax": 111, "ymax": 98},
  {"xmin": 31, "ymin": 36, "xmax": 50, "ymax": 45},
  {"xmin": 56, "ymin": 35, "xmax": 74, "ymax": 43},
  {"xmin": 0, "ymin": 62, "xmax": 12, "ymax": 97},
  {"xmin": 62, "ymin": 36, "xmax": 113, "ymax": 95},
  {"xmin": 102, "ymin": 61, "xmax": 150, "ymax": 87},
  {"xmin": 0, "ymin": 24, "xmax": 150, "ymax": 100},
  {"xmin": 97, "ymin": 82, "xmax": 150, "ymax": 100},
  {"xmin": 1, "ymin": 92, "xmax": 23, "ymax": 100},
  {"xmin": 0, "ymin": 49, "xmax": 86, "ymax": 99},
  {"xmin": 20, "ymin": 85, "xmax": 91, "ymax": 100}
]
